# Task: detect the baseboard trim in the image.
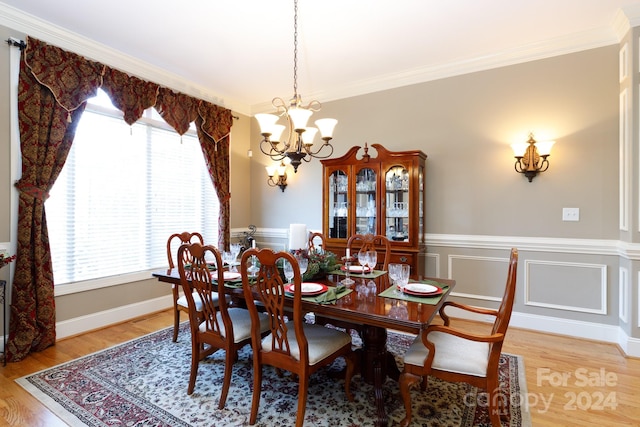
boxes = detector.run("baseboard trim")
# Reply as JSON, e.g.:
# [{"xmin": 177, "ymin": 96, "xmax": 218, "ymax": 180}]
[
  {"xmin": 445, "ymin": 307, "xmax": 638, "ymax": 357},
  {"xmin": 55, "ymin": 295, "xmax": 173, "ymax": 340}
]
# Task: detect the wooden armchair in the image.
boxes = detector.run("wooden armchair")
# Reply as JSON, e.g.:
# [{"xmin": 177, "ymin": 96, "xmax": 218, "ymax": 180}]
[
  {"xmin": 166, "ymin": 231, "xmax": 205, "ymax": 342},
  {"xmin": 398, "ymin": 248, "xmax": 518, "ymax": 427},
  {"xmin": 240, "ymin": 248, "xmax": 356, "ymax": 427},
  {"xmin": 177, "ymin": 242, "xmax": 269, "ymax": 407}
]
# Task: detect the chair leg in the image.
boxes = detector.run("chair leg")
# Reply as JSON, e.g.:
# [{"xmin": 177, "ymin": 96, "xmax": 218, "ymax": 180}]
[
  {"xmin": 218, "ymin": 349, "xmax": 234, "ymax": 409},
  {"xmin": 249, "ymin": 362, "xmax": 262, "ymax": 425},
  {"xmin": 187, "ymin": 337, "xmax": 200, "ymax": 395},
  {"xmin": 487, "ymin": 377, "xmax": 503, "ymax": 427},
  {"xmin": 296, "ymin": 373, "xmax": 309, "ymax": 427},
  {"xmin": 398, "ymin": 372, "xmax": 423, "ymax": 427},
  {"xmin": 343, "ymin": 352, "xmax": 355, "ymax": 401},
  {"xmin": 172, "ymin": 287, "xmax": 180, "ymax": 342}
]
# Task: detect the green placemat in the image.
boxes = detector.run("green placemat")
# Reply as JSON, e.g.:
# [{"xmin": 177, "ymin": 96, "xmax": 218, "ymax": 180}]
[
  {"xmin": 378, "ymin": 281, "xmax": 449, "ymax": 305},
  {"xmin": 286, "ymin": 285, "xmax": 353, "ymax": 305},
  {"xmin": 221, "ymin": 279, "xmax": 243, "ymax": 288},
  {"xmin": 328, "ymin": 268, "xmax": 387, "ymax": 279}
]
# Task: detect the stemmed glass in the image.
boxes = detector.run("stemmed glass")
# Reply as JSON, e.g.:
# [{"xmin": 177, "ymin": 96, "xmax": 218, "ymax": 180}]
[
  {"xmin": 389, "ymin": 263, "xmax": 402, "ymax": 294},
  {"xmin": 366, "ymin": 250, "xmax": 377, "ymax": 276},
  {"xmin": 297, "ymin": 256, "xmax": 308, "ymax": 281},
  {"xmin": 357, "ymin": 250, "xmax": 368, "ymax": 274},
  {"xmin": 229, "ymin": 243, "xmax": 241, "ymax": 272},
  {"xmin": 283, "ymin": 260, "xmax": 294, "ymax": 284},
  {"xmin": 222, "ymin": 251, "xmax": 234, "ymax": 271}
]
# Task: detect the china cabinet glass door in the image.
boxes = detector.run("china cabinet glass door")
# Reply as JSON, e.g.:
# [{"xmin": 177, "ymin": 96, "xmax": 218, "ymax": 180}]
[
  {"xmin": 385, "ymin": 165, "xmax": 410, "ymax": 242},
  {"xmin": 355, "ymin": 168, "xmax": 377, "ymax": 235},
  {"xmin": 328, "ymin": 169, "xmax": 348, "ymax": 238}
]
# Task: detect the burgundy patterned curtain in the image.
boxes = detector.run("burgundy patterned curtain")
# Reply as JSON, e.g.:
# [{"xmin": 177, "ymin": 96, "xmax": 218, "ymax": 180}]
[
  {"xmin": 8, "ymin": 37, "xmax": 234, "ymax": 362},
  {"xmin": 195, "ymin": 102, "xmax": 233, "ymax": 249},
  {"xmin": 8, "ymin": 37, "xmax": 104, "ymax": 361}
]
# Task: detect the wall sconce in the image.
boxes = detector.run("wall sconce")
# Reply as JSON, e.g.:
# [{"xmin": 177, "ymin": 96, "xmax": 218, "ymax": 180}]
[
  {"xmin": 266, "ymin": 161, "xmax": 288, "ymax": 192},
  {"xmin": 511, "ymin": 132, "xmax": 555, "ymax": 182}
]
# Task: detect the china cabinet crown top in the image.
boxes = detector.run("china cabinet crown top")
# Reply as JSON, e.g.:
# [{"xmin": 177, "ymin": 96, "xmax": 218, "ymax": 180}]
[{"xmin": 321, "ymin": 143, "xmax": 427, "ymax": 167}]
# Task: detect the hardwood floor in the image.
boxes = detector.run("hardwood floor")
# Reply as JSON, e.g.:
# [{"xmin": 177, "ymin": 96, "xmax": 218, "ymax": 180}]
[{"xmin": 0, "ymin": 310, "xmax": 638, "ymax": 426}]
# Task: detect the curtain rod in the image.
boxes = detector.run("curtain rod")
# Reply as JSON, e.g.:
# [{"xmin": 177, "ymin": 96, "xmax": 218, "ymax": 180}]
[{"xmin": 6, "ymin": 37, "xmax": 26, "ymax": 50}]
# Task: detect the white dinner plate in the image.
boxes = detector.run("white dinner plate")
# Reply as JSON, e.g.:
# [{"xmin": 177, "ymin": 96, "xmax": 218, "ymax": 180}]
[
  {"xmin": 403, "ymin": 283, "xmax": 439, "ymax": 295},
  {"xmin": 284, "ymin": 282, "xmax": 328, "ymax": 296},
  {"xmin": 341, "ymin": 265, "xmax": 371, "ymax": 273},
  {"xmin": 223, "ymin": 271, "xmax": 241, "ymax": 281}
]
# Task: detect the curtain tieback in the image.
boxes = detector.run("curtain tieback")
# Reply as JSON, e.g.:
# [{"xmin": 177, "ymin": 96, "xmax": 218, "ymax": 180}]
[{"xmin": 15, "ymin": 181, "xmax": 50, "ymax": 201}]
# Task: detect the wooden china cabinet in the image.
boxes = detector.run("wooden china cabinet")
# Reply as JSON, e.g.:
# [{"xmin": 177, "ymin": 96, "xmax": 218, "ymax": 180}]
[{"xmin": 321, "ymin": 143, "xmax": 427, "ymax": 275}]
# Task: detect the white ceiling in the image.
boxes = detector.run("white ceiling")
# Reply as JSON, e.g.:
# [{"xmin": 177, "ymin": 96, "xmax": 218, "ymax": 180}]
[{"xmin": 2, "ymin": 0, "xmax": 640, "ymax": 115}]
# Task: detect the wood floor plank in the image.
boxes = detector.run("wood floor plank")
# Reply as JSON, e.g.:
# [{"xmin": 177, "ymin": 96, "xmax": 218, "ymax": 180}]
[{"xmin": 0, "ymin": 310, "xmax": 638, "ymax": 426}]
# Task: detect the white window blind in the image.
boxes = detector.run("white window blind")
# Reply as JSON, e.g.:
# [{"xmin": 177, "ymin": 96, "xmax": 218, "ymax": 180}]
[{"xmin": 46, "ymin": 90, "xmax": 219, "ymax": 285}]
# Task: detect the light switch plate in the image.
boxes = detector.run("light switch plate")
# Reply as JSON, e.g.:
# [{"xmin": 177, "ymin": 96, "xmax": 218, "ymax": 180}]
[{"xmin": 562, "ymin": 208, "xmax": 580, "ymax": 221}]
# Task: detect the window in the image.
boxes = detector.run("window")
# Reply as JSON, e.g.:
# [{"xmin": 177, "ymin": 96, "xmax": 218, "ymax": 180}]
[{"xmin": 46, "ymin": 90, "xmax": 219, "ymax": 286}]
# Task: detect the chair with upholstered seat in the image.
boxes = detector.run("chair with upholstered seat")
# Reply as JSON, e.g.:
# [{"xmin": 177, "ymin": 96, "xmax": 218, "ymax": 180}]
[
  {"xmin": 347, "ymin": 233, "xmax": 392, "ymax": 276},
  {"xmin": 177, "ymin": 242, "xmax": 270, "ymax": 407},
  {"xmin": 398, "ymin": 248, "xmax": 518, "ymax": 427},
  {"xmin": 307, "ymin": 231, "xmax": 326, "ymax": 254},
  {"xmin": 240, "ymin": 248, "xmax": 356, "ymax": 427},
  {"xmin": 167, "ymin": 231, "xmax": 207, "ymax": 342}
]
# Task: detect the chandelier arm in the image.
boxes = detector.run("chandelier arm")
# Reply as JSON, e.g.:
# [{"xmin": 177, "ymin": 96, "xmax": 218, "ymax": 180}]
[
  {"xmin": 260, "ymin": 139, "xmax": 288, "ymax": 159},
  {"xmin": 303, "ymin": 142, "xmax": 334, "ymax": 159}
]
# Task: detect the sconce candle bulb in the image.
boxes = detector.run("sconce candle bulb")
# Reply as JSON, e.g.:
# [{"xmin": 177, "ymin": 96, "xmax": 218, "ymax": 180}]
[
  {"xmin": 266, "ymin": 161, "xmax": 288, "ymax": 192},
  {"xmin": 511, "ymin": 132, "xmax": 555, "ymax": 182}
]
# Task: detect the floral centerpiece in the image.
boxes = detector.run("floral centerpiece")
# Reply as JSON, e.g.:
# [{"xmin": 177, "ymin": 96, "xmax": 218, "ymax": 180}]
[
  {"xmin": 289, "ymin": 249, "xmax": 339, "ymax": 281},
  {"xmin": 0, "ymin": 253, "xmax": 16, "ymax": 270}
]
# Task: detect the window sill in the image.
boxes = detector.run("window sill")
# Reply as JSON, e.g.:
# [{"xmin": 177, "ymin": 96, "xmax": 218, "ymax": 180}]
[{"xmin": 54, "ymin": 270, "xmax": 158, "ymax": 297}]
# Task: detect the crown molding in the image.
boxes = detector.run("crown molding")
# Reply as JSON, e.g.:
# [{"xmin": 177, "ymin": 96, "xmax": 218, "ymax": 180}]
[{"xmin": 0, "ymin": 2, "xmax": 252, "ymax": 116}]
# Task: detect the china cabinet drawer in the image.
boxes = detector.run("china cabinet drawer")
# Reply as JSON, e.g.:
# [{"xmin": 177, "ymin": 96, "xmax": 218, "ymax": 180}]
[{"xmin": 389, "ymin": 252, "xmax": 414, "ymax": 266}]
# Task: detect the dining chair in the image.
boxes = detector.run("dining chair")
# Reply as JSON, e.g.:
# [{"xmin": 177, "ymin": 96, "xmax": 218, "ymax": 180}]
[
  {"xmin": 240, "ymin": 248, "xmax": 356, "ymax": 427},
  {"xmin": 398, "ymin": 248, "xmax": 519, "ymax": 427},
  {"xmin": 307, "ymin": 231, "xmax": 326, "ymax": 253},
  {"xmin": 167, "ymin": 231, "xmax": 207, "ymax": 342},
  {"xmin": 347, "ymin": 233, "xmax": 392, "ymax": 273},
  {"xmin": 177, "ymin": 242, "xmax": 270, "ymax": 407}
]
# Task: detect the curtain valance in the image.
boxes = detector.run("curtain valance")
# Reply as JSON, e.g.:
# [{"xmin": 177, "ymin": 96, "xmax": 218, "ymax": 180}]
[{"xmin": 23, "ymin": 36, "xmax": 233, "ymax": 137}]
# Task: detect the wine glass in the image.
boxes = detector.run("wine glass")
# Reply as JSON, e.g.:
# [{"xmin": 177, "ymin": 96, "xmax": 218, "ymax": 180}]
[
  {"xmin": 388, "ymin": 263, "xmax": 402, "ymax": 294},
  {"xmin": 366, "ymin": 250, "xmax": 377, "ymax": 276},
  {"xmin": 297, "ymin": 256, "xmax": 308, "ymax": 280},
  {"xmin": 357, "ymin": 250, "xmax": 368, "ymax": 273},
  {"xmin": 283, "ymin": 260, "xmax": 294, "ymax": 284},
  {"xmin": 230, "ymin": 243, "xmax": 241, "ymax": 272},
  {"xmin": 222, "ymin": 251, "xmax": 234, "ymax": 270},
  {"xmin": 396, "ymin": 264, "xmax": 410, "ymax": 293}
]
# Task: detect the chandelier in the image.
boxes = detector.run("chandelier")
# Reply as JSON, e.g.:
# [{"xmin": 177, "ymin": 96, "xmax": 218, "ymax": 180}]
[{"xmin": 255, "ymin": 0, "xmax": 337, "ymax": 173}]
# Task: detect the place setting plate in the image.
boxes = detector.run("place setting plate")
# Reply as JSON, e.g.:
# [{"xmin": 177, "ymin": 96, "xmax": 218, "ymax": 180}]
[
  {"xmin": 222, "ymin": 271, "xmax": 242, "ymax": 281},
  {"xmin": 340, "ymin": 265, "xmax": 371, "ymax": 273},
  {"xmin": 284, "ymin": 282, "xmax": 328, "ymax": 296},
  {"xmin": 402, "ymin": 282, "xmax": 443, "ymax": 297}
]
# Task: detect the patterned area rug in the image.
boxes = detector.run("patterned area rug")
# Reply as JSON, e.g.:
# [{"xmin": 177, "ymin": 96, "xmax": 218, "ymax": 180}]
[{"xmin": 17, "ymin": 324, "xmax": 531, "ymax": 426}]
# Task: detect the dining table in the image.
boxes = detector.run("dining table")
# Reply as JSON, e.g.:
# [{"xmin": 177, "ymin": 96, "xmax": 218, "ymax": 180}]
[{"xmin": 152, "ymin": 266, "xmax": 455, "ymax": 427}]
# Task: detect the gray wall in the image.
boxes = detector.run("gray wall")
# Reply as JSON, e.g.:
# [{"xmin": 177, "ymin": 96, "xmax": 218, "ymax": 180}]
[{"xmin": 1, "ymin": 19, "xmax": 638, "ymax": 355}]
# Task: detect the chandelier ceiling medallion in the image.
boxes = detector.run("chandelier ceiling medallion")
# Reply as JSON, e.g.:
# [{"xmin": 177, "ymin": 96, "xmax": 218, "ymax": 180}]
[{"xmin": 255, "ymin": 0, "xmax": 337, "ymax": 173}]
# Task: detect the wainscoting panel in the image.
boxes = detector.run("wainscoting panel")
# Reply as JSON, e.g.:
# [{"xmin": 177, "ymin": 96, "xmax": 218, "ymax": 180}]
[
  {"xmin": 524, "ymin": 259, "xmax": 607, "ymax": 315},
  {"xmin": 423, "ymin": 252, "xmax": 440, "ymax": 278},
  {"xmin": 619, "ymin": 267, "xmax": 629, "ymax": 323},
  {"xmin": 447, "ymin": 254, "xmax": 510, "ymax": 302}
]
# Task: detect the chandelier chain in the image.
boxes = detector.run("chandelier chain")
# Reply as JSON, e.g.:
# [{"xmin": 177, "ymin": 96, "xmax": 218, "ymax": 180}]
[{"xmin": 293, "ymin": 0, "xmax": 298, "ymax": 100}]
